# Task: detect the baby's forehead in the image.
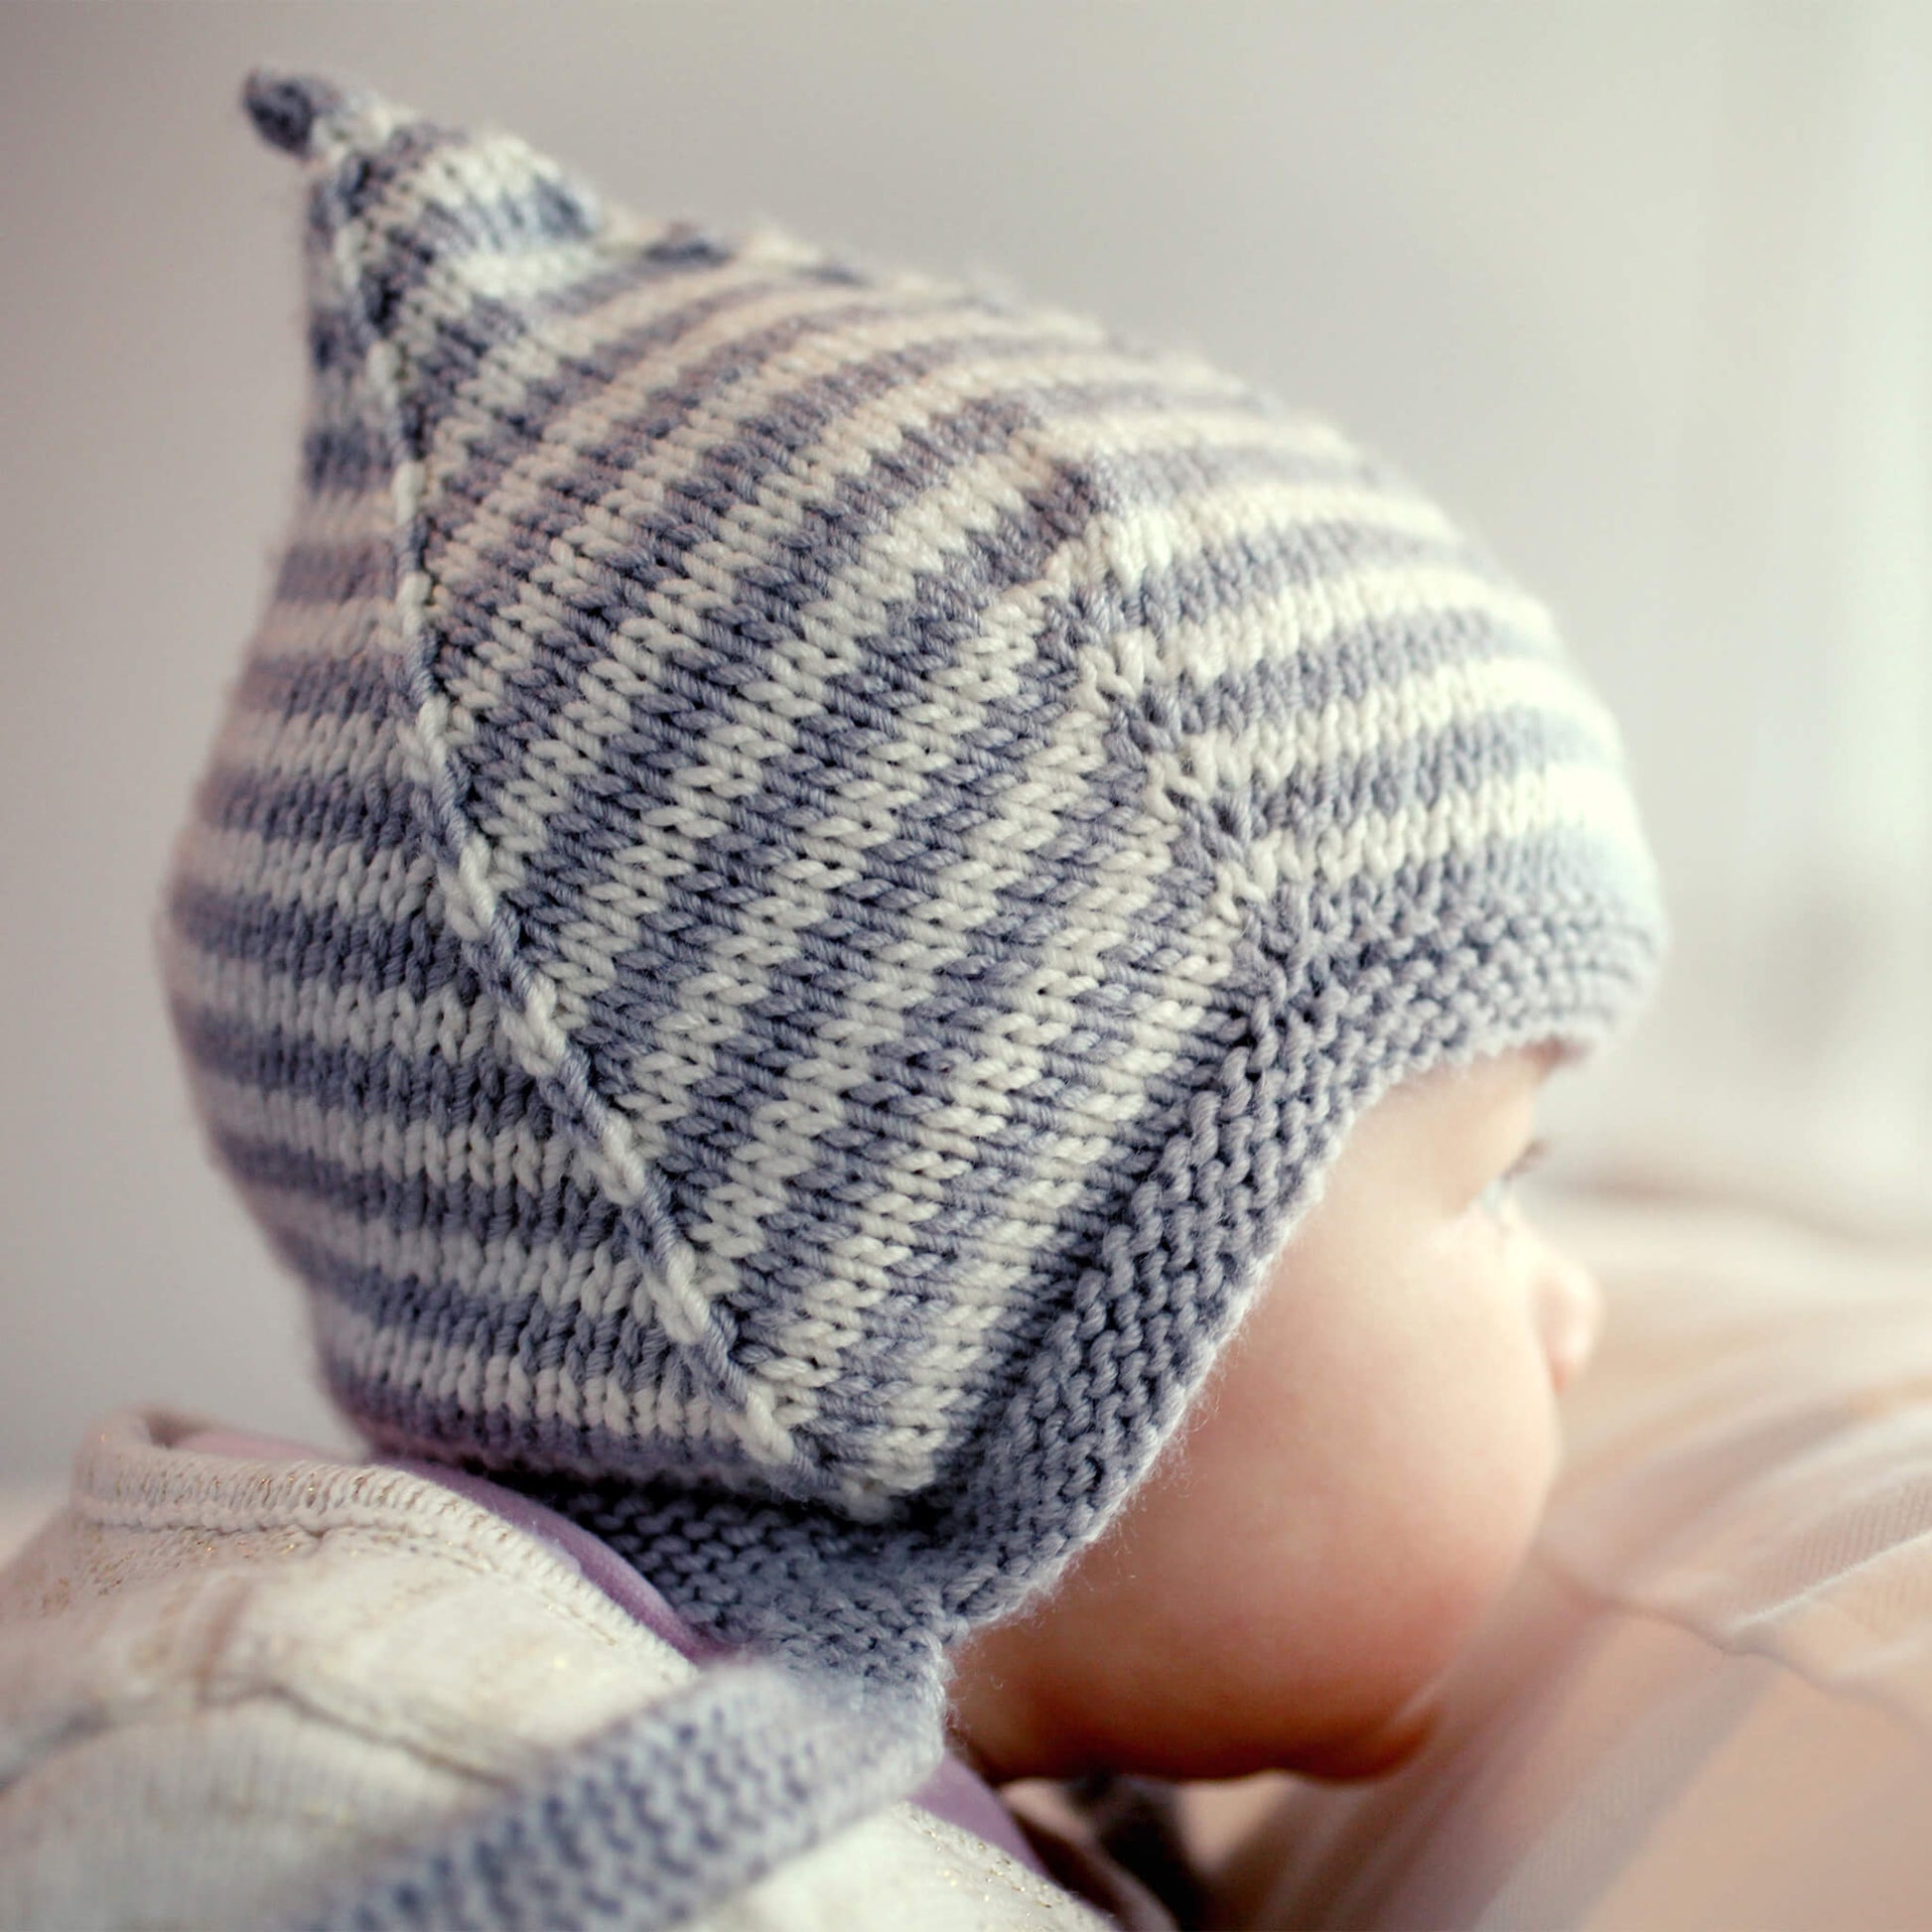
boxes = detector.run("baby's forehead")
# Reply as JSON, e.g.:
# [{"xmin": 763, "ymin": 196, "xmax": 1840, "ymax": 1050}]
[
  {"xmin": 1316, "ymin": 1046, "xmax": 1554, "ymax": 1190},
  {"xmin": 1410, "ymin": 1040, "xmax": 1564, "ymax": 1107}
]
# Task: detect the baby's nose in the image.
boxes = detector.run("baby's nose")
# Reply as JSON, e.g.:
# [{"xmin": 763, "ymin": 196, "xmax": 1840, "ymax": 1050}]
[{"xmin": 1533, "ymin": 1242, "xmax": 1603, "ymax": 1396}]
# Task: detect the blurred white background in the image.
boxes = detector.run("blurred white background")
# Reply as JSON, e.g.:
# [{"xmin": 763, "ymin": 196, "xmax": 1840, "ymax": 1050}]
[{"xmin": 2, "ymin": 1, "xmax": 1926, "ymax": 1485}]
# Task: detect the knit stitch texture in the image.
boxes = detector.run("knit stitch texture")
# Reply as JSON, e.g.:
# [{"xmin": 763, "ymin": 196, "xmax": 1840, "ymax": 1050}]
[{"xmin": 163, "ymin": 65, "xmax": 1666, "ymax": 1927}]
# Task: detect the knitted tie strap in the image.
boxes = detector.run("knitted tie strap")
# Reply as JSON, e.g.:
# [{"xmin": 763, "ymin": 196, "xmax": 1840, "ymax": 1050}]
[{"xmin": 281, "ymin": 1659, "xmax": 941, "ymax": 1932}]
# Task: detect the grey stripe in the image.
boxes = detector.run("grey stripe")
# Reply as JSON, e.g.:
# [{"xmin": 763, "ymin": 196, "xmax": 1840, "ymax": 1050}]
[
  {"xmin": 272, "ymin": 538, "xmax": 392, "ymax": 606},
  {"xmin": 172, "ymin": 1005, "xmax": 517, "ymax": 1141},
  {"xmin": 192, "ymin": 762, "xmax": 415, "ymax": 848},
  {"xmin": 301, "ymin": 417, "xmax": 386, "ymax": 495},
  {"xmin": 159, "ymin": 936, "xmax": 497, "ymax": 1066},
  {"xmin": 212, "ymin": 1125, "xmax": 583, "ymax": 1252},
  {"xmin": 232, "ymin": 644, "xmax": 390, "ymax": 731},
  {"xmin": 174, "ymin": 829, "xmax": 430, "ymax": 943},
  {"xmin": 169, "ymin": 876, "xmax": 472, "ymax": 1003},
  {"xmin": 317, "ymin": 1301, "xmax": 796, "ymax": 1493},
  {"xmin": 1137, "ymin": 580, "xmax": 1560, "ymax": 734},
  {"xmin": 204, "ymin": 697, "xmax": 396, "ymax": 795}
]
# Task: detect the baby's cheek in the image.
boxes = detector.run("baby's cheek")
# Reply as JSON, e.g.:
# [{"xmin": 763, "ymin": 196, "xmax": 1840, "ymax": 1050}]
[
  {"xmin": 1321, "ymin": 1326, "xmax": 1562, "ymax": 1719},
  {"xmin": 1189, "ymin": 1416, "xmax": 1552, "ymax": 1767},
  {"xmin": 1419, "ymin": 1362, "xmax": 1559, "ymax": 1644},
  {"xmin": 1378, "ymin": 1453, "xmax": 1550, "ymax": 1689}
]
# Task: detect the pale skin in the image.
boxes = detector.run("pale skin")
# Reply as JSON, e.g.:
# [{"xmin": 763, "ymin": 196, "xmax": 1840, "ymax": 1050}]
[{"xmin": 947, "ymin": 1040, "xmax": 1600, "ymax": 1786}]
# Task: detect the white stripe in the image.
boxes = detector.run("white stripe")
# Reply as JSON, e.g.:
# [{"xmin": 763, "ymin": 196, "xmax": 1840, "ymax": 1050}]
[
  {"xmin": 246, "ymin": 596, "xmax": 393, "ymax": 667},
  {"xmin": 1290, "ymin": 759, "xmax": 1654, "ymax": 889},
  {"xmin": 173, "ymin": 820, "xmax": 430, "ymax": 925},
  {"xmin": 1108, "ymin": 559, "xmax": 1561, "ymax": 694},
  {"xmin": 195, "ymin": 1067, "xmax": 564, "ymax": 1207},
  {"xmin": 207, "ymin": 697, "xmax": 395, "ymax": 793}
]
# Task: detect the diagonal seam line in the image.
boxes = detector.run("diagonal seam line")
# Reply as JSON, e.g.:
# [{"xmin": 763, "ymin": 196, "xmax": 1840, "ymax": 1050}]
[{"xmin": 300, "ymin": 123, "xmax": 797, "ymax": 1475}]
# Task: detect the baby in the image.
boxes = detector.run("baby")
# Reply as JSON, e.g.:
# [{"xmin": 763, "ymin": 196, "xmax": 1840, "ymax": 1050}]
[{"xmin": 0, "ymin": 69, "xmax": 1663, "ymax": 1932}]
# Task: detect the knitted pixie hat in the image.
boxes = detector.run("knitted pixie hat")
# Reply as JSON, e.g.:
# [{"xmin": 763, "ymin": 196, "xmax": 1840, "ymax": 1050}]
[{"xmin": 165, "ymin": 72, "xmax": 1664, "ymax": 1695}]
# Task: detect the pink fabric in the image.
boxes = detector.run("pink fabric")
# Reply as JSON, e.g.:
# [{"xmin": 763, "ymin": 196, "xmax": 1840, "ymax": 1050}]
[
  {"xmin": 177, "ymin": 1428, "xmax": 1048, "ymax": 1879},
  {"xmin": 380, "ymin": 1452, "xmax": 734, "ymax": 1665}
]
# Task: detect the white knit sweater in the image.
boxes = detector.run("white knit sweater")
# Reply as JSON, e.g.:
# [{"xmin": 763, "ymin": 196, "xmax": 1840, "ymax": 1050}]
[{"xmin": 0, "ymin": 1408, "xmax": 1129, "ymax": 1931}]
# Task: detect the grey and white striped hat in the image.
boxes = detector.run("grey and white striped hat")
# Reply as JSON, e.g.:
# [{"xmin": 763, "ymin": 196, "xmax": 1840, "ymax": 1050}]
[{"xmin": 163, "ymin": 70, "xmax": 1665, "ymax": 1671}]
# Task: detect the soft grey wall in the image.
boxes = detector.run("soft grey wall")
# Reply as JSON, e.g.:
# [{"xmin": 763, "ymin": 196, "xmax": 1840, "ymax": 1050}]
[{"xmin": 3, "ymin": 2, "xmax": 1926, "ymax": 1480}]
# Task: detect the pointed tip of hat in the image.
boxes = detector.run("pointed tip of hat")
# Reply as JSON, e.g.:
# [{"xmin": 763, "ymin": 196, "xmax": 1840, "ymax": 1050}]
[{"xmin": 241, "ymin": 69, "xmax": 352, "ymax": 158}]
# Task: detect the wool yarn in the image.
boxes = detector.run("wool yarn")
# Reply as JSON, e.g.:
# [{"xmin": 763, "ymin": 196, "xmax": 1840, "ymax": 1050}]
[
  {"xmin": 166, "ymin": 68, "xmax": 1664, "ymax": 1703},
  {"xmin": 286, "ymin": 1659, "xmax": 940, "ymax": 1932}
]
